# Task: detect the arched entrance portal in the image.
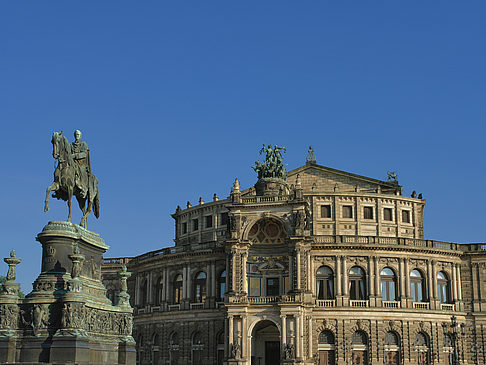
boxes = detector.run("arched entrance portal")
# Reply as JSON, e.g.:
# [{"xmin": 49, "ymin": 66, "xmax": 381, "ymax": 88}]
[{"xmin": 251, "ymin": 320, "xmax": 280, "ymax": 365}]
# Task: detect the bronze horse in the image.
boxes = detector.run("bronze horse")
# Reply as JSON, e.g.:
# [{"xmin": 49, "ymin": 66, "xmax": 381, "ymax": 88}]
[{"xmin": 44, "ymin": 131, "xmax": 100, "ymax": 228}]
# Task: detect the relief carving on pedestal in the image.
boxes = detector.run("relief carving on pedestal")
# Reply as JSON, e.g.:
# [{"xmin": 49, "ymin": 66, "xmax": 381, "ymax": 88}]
[{"xmin": 0, "ymin": 304, "xmax": 19, "ymax": 329}]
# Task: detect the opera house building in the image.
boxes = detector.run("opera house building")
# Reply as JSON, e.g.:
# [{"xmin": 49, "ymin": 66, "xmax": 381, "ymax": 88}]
[{"xmin": 102, "ymin": 147, "xmax": 486, "ymax": 365}]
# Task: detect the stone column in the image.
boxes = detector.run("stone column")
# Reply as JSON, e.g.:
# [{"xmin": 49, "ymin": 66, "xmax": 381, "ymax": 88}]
[
  {"xmin": 399, "ymin": 258, "xmax": 406, "ymax": 306},
  {"xmin": 432, "ymin": 260, "xmax": 438, "ymax": 308},
  {"xmin": 187, "ymin": 264, "xmax": 192, "ymax": 303},
  {"xmin": 427, "ymin": 260, "xmax": 433, "ymax": 307},
  {"xmin": 300, "ymin": 314, "xmax": 304, "ymax": 360},
  {"xmin": 206, "ymin": 262, "xmax": 211, "ymax": 304},
  {"xmin": 296, "ymin": 249, "xmax": 301, "ymax": 291},
  {"xmin": 307, "ymin": 251, "xmax": 312, "ymax": 292},
  {"xmin": 452, "ymin": 263, "xmax": 458, "ymax": 304},
  {"xmin": 336, "ymin": 256, "xmax": 342, "ymax": 304},
  {"xmin": 295, "ymin": 315, "xmax": 301, "ymax": 359},
  {"xmin": 242, "ymin": 251, "xmax": 248, "ymax": 294},
  {"xmin": 229, "ymin": 315, "xmax": 234, "ymax": 349},
  {"xmin": 307, "ymin": 316, "xmax": 313, "ymax": 359},
  {"xmin": 368, "ymin": 257, "xmax": 375, "ymax": 305},
  {"xmin": 242, "ymin": 315, "xmax": 247, "ymax": 359},
  {"xmin": 211, "ymin": 261, "xmax": 216, "ymax": 299},
  {"xmin": 231, "ymin": 250, "xmax": 237, "ymax": 293},
  {"xmin": 456, "ymin": 263, "xmax": 462, "ymax": 300},
  {"xmin": 281, "ymin": 315, "xmax": 287, "ymax": 346},
  {"xmin": 226, "ymin": 255, "xmax": 230, "ymax": 294},
  {"xmin": 161, "ymin": 267, "xmax": 169, "ymax": 305},
  {"xmin": 473, "ymin": 263, "xmax": 481, "ymax": 312},
  {"xmin": 343, "ymin": 257, "xmax": 348, "ymax": 306},
  {"xmin": 405, "ymin": 258, "xmax": 411, "ymax": 307},
  {"xmin": 148, "ymin": 272, "xmax": 153, "ymax": 304},
  {"xmin": 289, "ymin": 254, "xmax": 294, "ymax": 292},
  {"xmin": 224, "ymin": 317, "xmax": 229, "ymax": 357},
  {"xmin": 374, "ymin": 257, "xmax": 380, "ymax": 306},
  {"xmin": 182, "ymin": 266, "xmax": 187, "ymax": 299}
]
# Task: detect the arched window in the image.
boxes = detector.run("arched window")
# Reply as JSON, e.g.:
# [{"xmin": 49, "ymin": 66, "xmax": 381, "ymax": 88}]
[
  {"xmin": 437, "ymin": 271, "xmax": 451, "ymax": 304},
  {"xmin": 140, "ymin": 279, "xmax": 148, "ymax": 306},
  {"xmin": 151, "ymin": 333, "xmax": 160, "ymax": 364},
  {"xmin": 218, "ymin": 270, "xmax": 226, "ymax": 302},
  {"xmin": 384, "ymin": 331, "xmax": 399, "ymax": 346},
  {"xmin": 318, "ymin": 330, "xmax": 336, "ymax": 364},
  {"xmin": 173, "ymin": 274, "xmax": 183, "ymax": 304},
  {"xmin": 352, "ymin": 330, "xmax": 368, "ymax": 346},
  {"xmin": 349, "ymin": 266, "xmax": 366, "ymax": 300},
  {"xmin": 316, "ymin": 266, "xmax": 335, "ymax": 300},
  {"xmin": 384, "ymin": 331, "xmax": 400, "ymax": 365},
  {"xmin": 410, "ymin": 269, "xmax": 425, "ymax": 302},
  {"xmin": 380, "ymin": 267, "xmax": 397, "ymax": 301},
  {"xmin": 352, "ymin": 330, "xmax": 368, "ymax": 364},
  {"xmin": 194, "ymin": 272, "xmax": 207, "ymax": 303},
  {"xmin": 168, "ymin": 332, "xmax": 179, "ymax": 365},
  {"xmin": 414, "ymin": 332, "xmax": 429, "ymax": 365},
  {"xmin": 192, "ymin": 331, "xmax": 203, "ymax": 365},
  {"xmin": 247, "ymin": 218, "xmax": 287, "ymax": 244},
  {"xmin": 155, "ymin": 276, "xmax": 163, "ymax": 305},
  {"xmin": 319, "ymin": 330, "xmax": 335, "ymax": 345}
]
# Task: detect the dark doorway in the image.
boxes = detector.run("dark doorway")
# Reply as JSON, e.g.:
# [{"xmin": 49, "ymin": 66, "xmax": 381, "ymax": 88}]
[
  {"xmin": 318, "ymin": 350, "xmax": 335, "ymax": 365},
  {"xmin": 265, "ymin": 341, "xmax": 280, "ymax": 365},
  {"xmin": 352, "ymin": 350, "xmax": 367, "ymax": 365},
  {"xmin": 384, "ymin": 351, "xmax": 399, "ymax": 365}
]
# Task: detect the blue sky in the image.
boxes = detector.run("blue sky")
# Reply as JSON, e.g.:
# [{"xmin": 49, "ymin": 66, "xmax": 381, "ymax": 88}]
[{"xmin": 1, "ymin": 2, "xmax": 485, "ymax": 292}]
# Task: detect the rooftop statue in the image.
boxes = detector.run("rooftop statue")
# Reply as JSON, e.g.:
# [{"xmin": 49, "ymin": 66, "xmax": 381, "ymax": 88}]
[
  {"xmin": 44, "ymin": 130, "xmax": 100, "ymax": 228},
  {"xmin": 252, "ymin": 144, "xmax": 287, "ymax": 180}
]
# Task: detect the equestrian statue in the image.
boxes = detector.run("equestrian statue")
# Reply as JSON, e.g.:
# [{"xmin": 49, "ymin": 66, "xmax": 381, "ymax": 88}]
[{"xmin": 44, "ymin": 130, "xmax": 100, "ymax": 228}]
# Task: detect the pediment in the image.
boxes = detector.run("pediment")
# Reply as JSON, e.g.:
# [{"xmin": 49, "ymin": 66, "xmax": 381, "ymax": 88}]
[
  {"xmin": 287, "ymin": 163, "xmax": 399, "ymax": 194},
  {"xmin": 258, "ymin": 259, "xmax": 285, "ymax": 272}
]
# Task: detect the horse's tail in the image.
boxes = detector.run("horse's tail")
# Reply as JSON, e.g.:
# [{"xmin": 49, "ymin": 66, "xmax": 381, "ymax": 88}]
[
  {"xmin": 91, "ymin": 176, "xmax": 100, "ymax": 219},
  {"xmin": 93, "ymin": 191, "xmax": 100, "ymax": 219}
]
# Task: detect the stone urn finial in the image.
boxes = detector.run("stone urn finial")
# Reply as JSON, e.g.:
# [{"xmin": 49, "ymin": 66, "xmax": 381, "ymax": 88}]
[
  {"xmin": 4, "ymin": 250, "xmax": 21, "ymax": 282},
  {"xmin": 2, "ymin": 249, "xmax": 21, "ymax": 296},
  {"xmin": 116, "ymin": 265, "xmax": 132, "ymax": 307}
]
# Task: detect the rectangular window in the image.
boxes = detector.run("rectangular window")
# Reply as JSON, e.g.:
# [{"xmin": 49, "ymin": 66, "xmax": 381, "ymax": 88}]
[
  {"xmin": 402, "ymin": 210, "xmax": 411, "ymax": 223},
  {"xmin": 320, "ymin": 205, "xmax": 331, "ymax": 218},
  {"xmin": 383, "ymin": 208, "xmax": 393, "ymax": 221},
  {"xmin": 192, "ymin": 218, "xmax": 199, "ymax": 231},
  {"xmin": 284, "ymin": 276, "xmax": 290, "ymax": 293},
  {"xmin": 342, "ymin": 205, "xmax": 353, "ymax": 219},
  {"xmin": 220, "ymin": 212, "xmax": 228, "ymax": 226},
  {"xmin": 266, "ymin": 278, "xmax": 280, "ymax": 296},
  {"xmin": 219, "ymin": 282, "xmax": 226, "ymax": 301},
  {"xmin": 182, "ymin": 222, "xmax": 187, "ymax": 234},
  {"xmin": 249, "ymin": 277, "xmax": 261, "ymax": 296},
  {"xmin": 363, "ymin": 206, "xmax": 373, "ymax": 219},
  {"xmin": 205, "ymin": 215, "xmax": 212, "ymax": 228}
]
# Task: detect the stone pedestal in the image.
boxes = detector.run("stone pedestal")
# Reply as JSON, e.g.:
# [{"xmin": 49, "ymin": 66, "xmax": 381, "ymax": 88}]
[
  {"xmin": 254, "ymin": 178, "xmax": 289, "ymax": 196},
  {"xmin": 0, "ymin": 335, "xmax": 16, "ymax": 363},
  {"xmin": 0, "ymin": 221, "xmax": 135, "ymax": 364}
]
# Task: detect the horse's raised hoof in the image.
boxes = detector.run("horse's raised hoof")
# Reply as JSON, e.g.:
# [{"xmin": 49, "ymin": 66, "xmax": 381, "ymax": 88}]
[{"xmin": 44, "ymin": 204, "xmax": 49, "ymax": 212}]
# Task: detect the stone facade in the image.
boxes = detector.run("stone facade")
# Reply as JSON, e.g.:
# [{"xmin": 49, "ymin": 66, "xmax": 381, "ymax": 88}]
[{"xmin": 102, "ymin": 159, "xmax": 486, "ymax": 365}]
